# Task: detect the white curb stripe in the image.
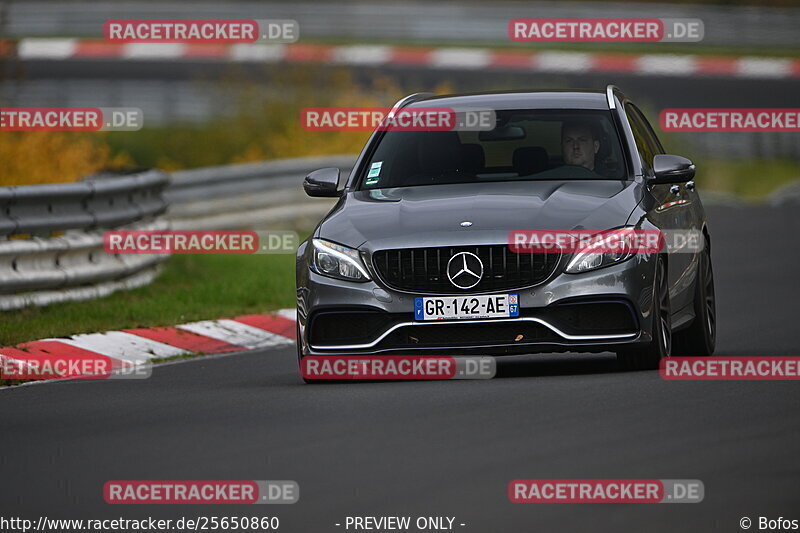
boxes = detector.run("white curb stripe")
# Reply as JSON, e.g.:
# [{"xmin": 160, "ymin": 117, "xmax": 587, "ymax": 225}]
[
  {"xmin": 535, "ymin": 51, "xmax": 593, "ymax": 73},
  {"xmin": 636, "ymin": 54, "xmax": 698, "ymax": 76},
  {"xmin": 331, "ymin": 45, "xmax": 392, "ymax": 65},
  {"xmin": 55, "ymin": 332, "xmax": 187, "ymax": 364},
  {"xmin": 736, "ymin": 57, "xmax": 793, "ymax": 78},
  {"xmin": 430, "ymin": 48, "xmax": 491, "ymax": 69},
  {"xmin": 17, "ymin": 38, "xmax": 77, "ymax": 59},
  {"xmin": 229, "ymin": 43, "xmax": 286, "ymax": 62},
  {"xmin": 277, "ymin": 308, "xmax": 297, "ymax": 321},
  {"xmin": 177, "ymin": 319, "xmax": 292, "ymax": 349},
  {"xmin": 123, "ymin": 43, "xmax": 186, "ymax": 59}
]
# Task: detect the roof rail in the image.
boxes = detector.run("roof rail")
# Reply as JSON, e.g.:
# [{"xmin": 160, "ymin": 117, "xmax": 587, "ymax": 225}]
[{"xmin": 606, "ymin": 85, "xmax": 619, "ymax": 109}]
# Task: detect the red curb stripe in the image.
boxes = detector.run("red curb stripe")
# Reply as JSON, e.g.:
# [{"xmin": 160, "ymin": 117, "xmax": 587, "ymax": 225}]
[
  {"xmin": 695, "ymin": 56, "xmax": 738, "ymax": 75},
  {"xmin": 285, "ymin": 43, "xmax": 333, "ymax": 62},
  {"xmin": 489, "ymin": 50, "xmax": 534, "ymax": 69},
  {"xmin": 390, "ymin": 46, "xmax": 434, "ymax": 65},
  {"xmin": 592, "ymin": 53, "xmax": 638, "ymax": 73},
  {"xmin": 123, "ymin": 327, "xmax": 243, "ymax": 354},
  {"xmin": 0, "ymin": 340, "xmax": 118, "ymax": 378},
  {"xmin": 0, "ymin": 40, "xmax": 15, "ymax": 57},
  {"xmin": 231, "ymin": 314, "xmax": 296, "ymax": 339},
  {"xmin": 73, "ymin": 40, "xmax": 124, "ymax": 58}
]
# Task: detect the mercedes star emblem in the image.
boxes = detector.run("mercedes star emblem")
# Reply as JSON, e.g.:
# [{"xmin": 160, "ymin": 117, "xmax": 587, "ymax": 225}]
[{"xmin": 446, "ymin": 252, "xmax": 483, "ymax": 289}]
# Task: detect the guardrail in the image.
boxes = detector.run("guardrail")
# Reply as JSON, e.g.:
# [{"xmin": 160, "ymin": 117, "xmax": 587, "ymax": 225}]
[
  {"xmin": 165, "ymin": 154, "xmax": 353, "ymax": 230},
  {"xmin": 0, "ymin": 170, "xmax": 171, "ymax": 310},
  {"xmin": 0, "ymin": 156, "xmax": 356, "ymax": 311}
]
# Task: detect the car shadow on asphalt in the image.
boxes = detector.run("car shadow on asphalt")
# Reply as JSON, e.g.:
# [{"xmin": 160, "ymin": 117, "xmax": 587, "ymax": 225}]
[{"xmin": 494, "ymin": 353, "xmax": 635, "ymax": 378}]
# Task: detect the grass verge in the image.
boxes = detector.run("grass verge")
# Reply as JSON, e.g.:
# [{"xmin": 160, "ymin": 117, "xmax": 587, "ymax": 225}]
[
  {"xmin": 0, "ymin": 253, "xmax": 296, "ymax": 348},
  {"xmin": 699, "ymin": 159, "xmax": 799, "ymax": 200}
]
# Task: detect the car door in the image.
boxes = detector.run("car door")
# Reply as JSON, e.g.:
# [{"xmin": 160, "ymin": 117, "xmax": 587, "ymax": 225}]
[{"xmin": 625, "ymin": 103, "xmax": 694, "ymax": 313}]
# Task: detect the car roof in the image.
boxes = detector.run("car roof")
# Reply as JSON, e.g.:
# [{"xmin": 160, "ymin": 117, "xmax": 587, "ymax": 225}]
[{"xmin": 407, "ymin": 90, "xmax": 614, "ymax": 111}]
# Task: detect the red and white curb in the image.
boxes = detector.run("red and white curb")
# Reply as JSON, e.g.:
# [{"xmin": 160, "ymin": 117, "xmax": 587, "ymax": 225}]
[
  {"xmin": 6, "ymin": 39, "xmax": 800, "ymax": 79},
  {"xmin": 0, "ymin": 308, "xmax": 297, "ymax": 384}
]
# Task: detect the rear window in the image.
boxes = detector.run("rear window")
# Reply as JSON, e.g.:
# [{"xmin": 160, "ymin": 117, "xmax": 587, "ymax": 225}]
[{"xmin": 359, "ymin": 109, "xmax": 627, "ymax": 190}]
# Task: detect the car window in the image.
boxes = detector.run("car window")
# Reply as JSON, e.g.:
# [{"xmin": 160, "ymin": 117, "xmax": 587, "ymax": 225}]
[
  {"xmin": 630, "ymin": 104, "xmax": 665, "ymax": 154},
  {"xmin": 359, "ymin": 109, "xmax": 628, "ymax": 190},
  {"xmin": 625, "ymin": 103, "xmax": 661, "ymax": 172}
]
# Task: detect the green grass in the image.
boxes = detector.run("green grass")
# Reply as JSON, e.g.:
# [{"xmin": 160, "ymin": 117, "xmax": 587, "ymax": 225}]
[
  {"xmin": 700, "ymin": 159, "xmax": 800, "ymax": 200},
  {"xmin": 0, "ymin": 253, "xmax": 296, "ymax": 348}
]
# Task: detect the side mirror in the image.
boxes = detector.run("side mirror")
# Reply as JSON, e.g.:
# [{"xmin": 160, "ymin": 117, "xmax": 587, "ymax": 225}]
[
  {"xmin": 303, "ymin": 168, "xmax": 341, "ymax": 197},
  {"xmin": 651, "ymin": 154, "xmax": 696, "ymax": 184}
]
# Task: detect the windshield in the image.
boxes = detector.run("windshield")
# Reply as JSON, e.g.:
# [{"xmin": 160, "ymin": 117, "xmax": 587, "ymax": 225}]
[{"xmin": 358, "ymin": 109, "xmax": 628, "ymax": 189}]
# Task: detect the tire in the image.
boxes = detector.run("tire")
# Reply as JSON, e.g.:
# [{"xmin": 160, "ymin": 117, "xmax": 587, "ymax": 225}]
[
  {"xmin": 616, "ymin": 257, "xmax": 671, "ymax": 371},
  {"xmin": 672, "ymin": 245, "xmax": 716, "ymax": 357}
]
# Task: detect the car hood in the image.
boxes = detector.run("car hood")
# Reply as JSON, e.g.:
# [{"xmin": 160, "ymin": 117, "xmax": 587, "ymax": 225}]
[{"xmin": 319, "ymin": 180, "xmax": 643, "ymax": 250}]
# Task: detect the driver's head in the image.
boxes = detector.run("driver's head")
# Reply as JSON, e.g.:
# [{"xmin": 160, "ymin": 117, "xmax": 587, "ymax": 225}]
[{"xmin": 561, "ymin": 121, "xmax": 600, "ymax": 170}]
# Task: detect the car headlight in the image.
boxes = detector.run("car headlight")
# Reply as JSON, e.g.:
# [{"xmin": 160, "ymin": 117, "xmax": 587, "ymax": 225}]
[
  {"xmin": 311, "ymin": 239, "xmax": 371, "ymax": 282},
  {"xmin": 564, "ymin": 228, "xmax": 636, "ymax": 274}
]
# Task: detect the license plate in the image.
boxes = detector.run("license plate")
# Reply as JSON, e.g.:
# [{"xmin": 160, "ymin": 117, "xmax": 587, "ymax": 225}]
[{"xmin": 414, "ymin": 294, "xmax": 519, "ymax": 321}]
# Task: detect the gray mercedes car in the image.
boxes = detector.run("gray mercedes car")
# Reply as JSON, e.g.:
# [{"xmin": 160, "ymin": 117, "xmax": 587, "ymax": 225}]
[{"xmin": 295, "ymin": 86, "xmax": 716, "ymax": 374}]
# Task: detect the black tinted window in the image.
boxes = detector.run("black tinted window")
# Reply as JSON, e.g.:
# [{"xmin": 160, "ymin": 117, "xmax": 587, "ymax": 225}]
[
  {"xmin": 625, "ymin": 103, "xmax": 662, "ymax": 171},
  {"xmin": 360, "ymin": 109, "xmax": 627, "ymax": 190}
]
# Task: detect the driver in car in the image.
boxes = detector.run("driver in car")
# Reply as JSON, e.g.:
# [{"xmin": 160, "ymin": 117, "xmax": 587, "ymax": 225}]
[{"xmin": 561, "ymin": 121, "xmax": 600, "ymax": 171}]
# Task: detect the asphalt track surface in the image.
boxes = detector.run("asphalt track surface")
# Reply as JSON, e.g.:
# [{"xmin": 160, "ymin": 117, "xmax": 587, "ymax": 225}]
[{"xmin": 1, "ymin": 203, "xmax": 799, "ymax": 532}]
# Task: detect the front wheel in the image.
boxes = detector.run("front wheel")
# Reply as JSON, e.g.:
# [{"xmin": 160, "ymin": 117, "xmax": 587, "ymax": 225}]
[
  {"xmin": 617, "ymin": 257, "xmax": 671, "ymax": 371},
  {"xmin": 672, "ymin": 246, "xmax": 716, "ymax": 356}
]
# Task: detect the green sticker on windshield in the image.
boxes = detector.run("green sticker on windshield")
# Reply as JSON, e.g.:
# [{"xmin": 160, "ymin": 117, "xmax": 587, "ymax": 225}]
[{"xmin": 366, "ymin": 161, "xmax": 383, "ymax": 185}]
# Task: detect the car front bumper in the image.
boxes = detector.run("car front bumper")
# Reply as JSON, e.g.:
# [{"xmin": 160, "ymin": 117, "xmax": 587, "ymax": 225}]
[{"xmin": 297, "ymin": 251, "xmax": 658, "ymax": 357}]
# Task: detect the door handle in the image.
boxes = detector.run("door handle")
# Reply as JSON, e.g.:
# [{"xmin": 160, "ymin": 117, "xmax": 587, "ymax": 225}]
[
  {"xmin": 686, "ymin": 181, "xmax": 695, "ymax": 191},
  {"xmin": 670, "ymin": 185, "xmax": 681, "ymax": 195}
]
